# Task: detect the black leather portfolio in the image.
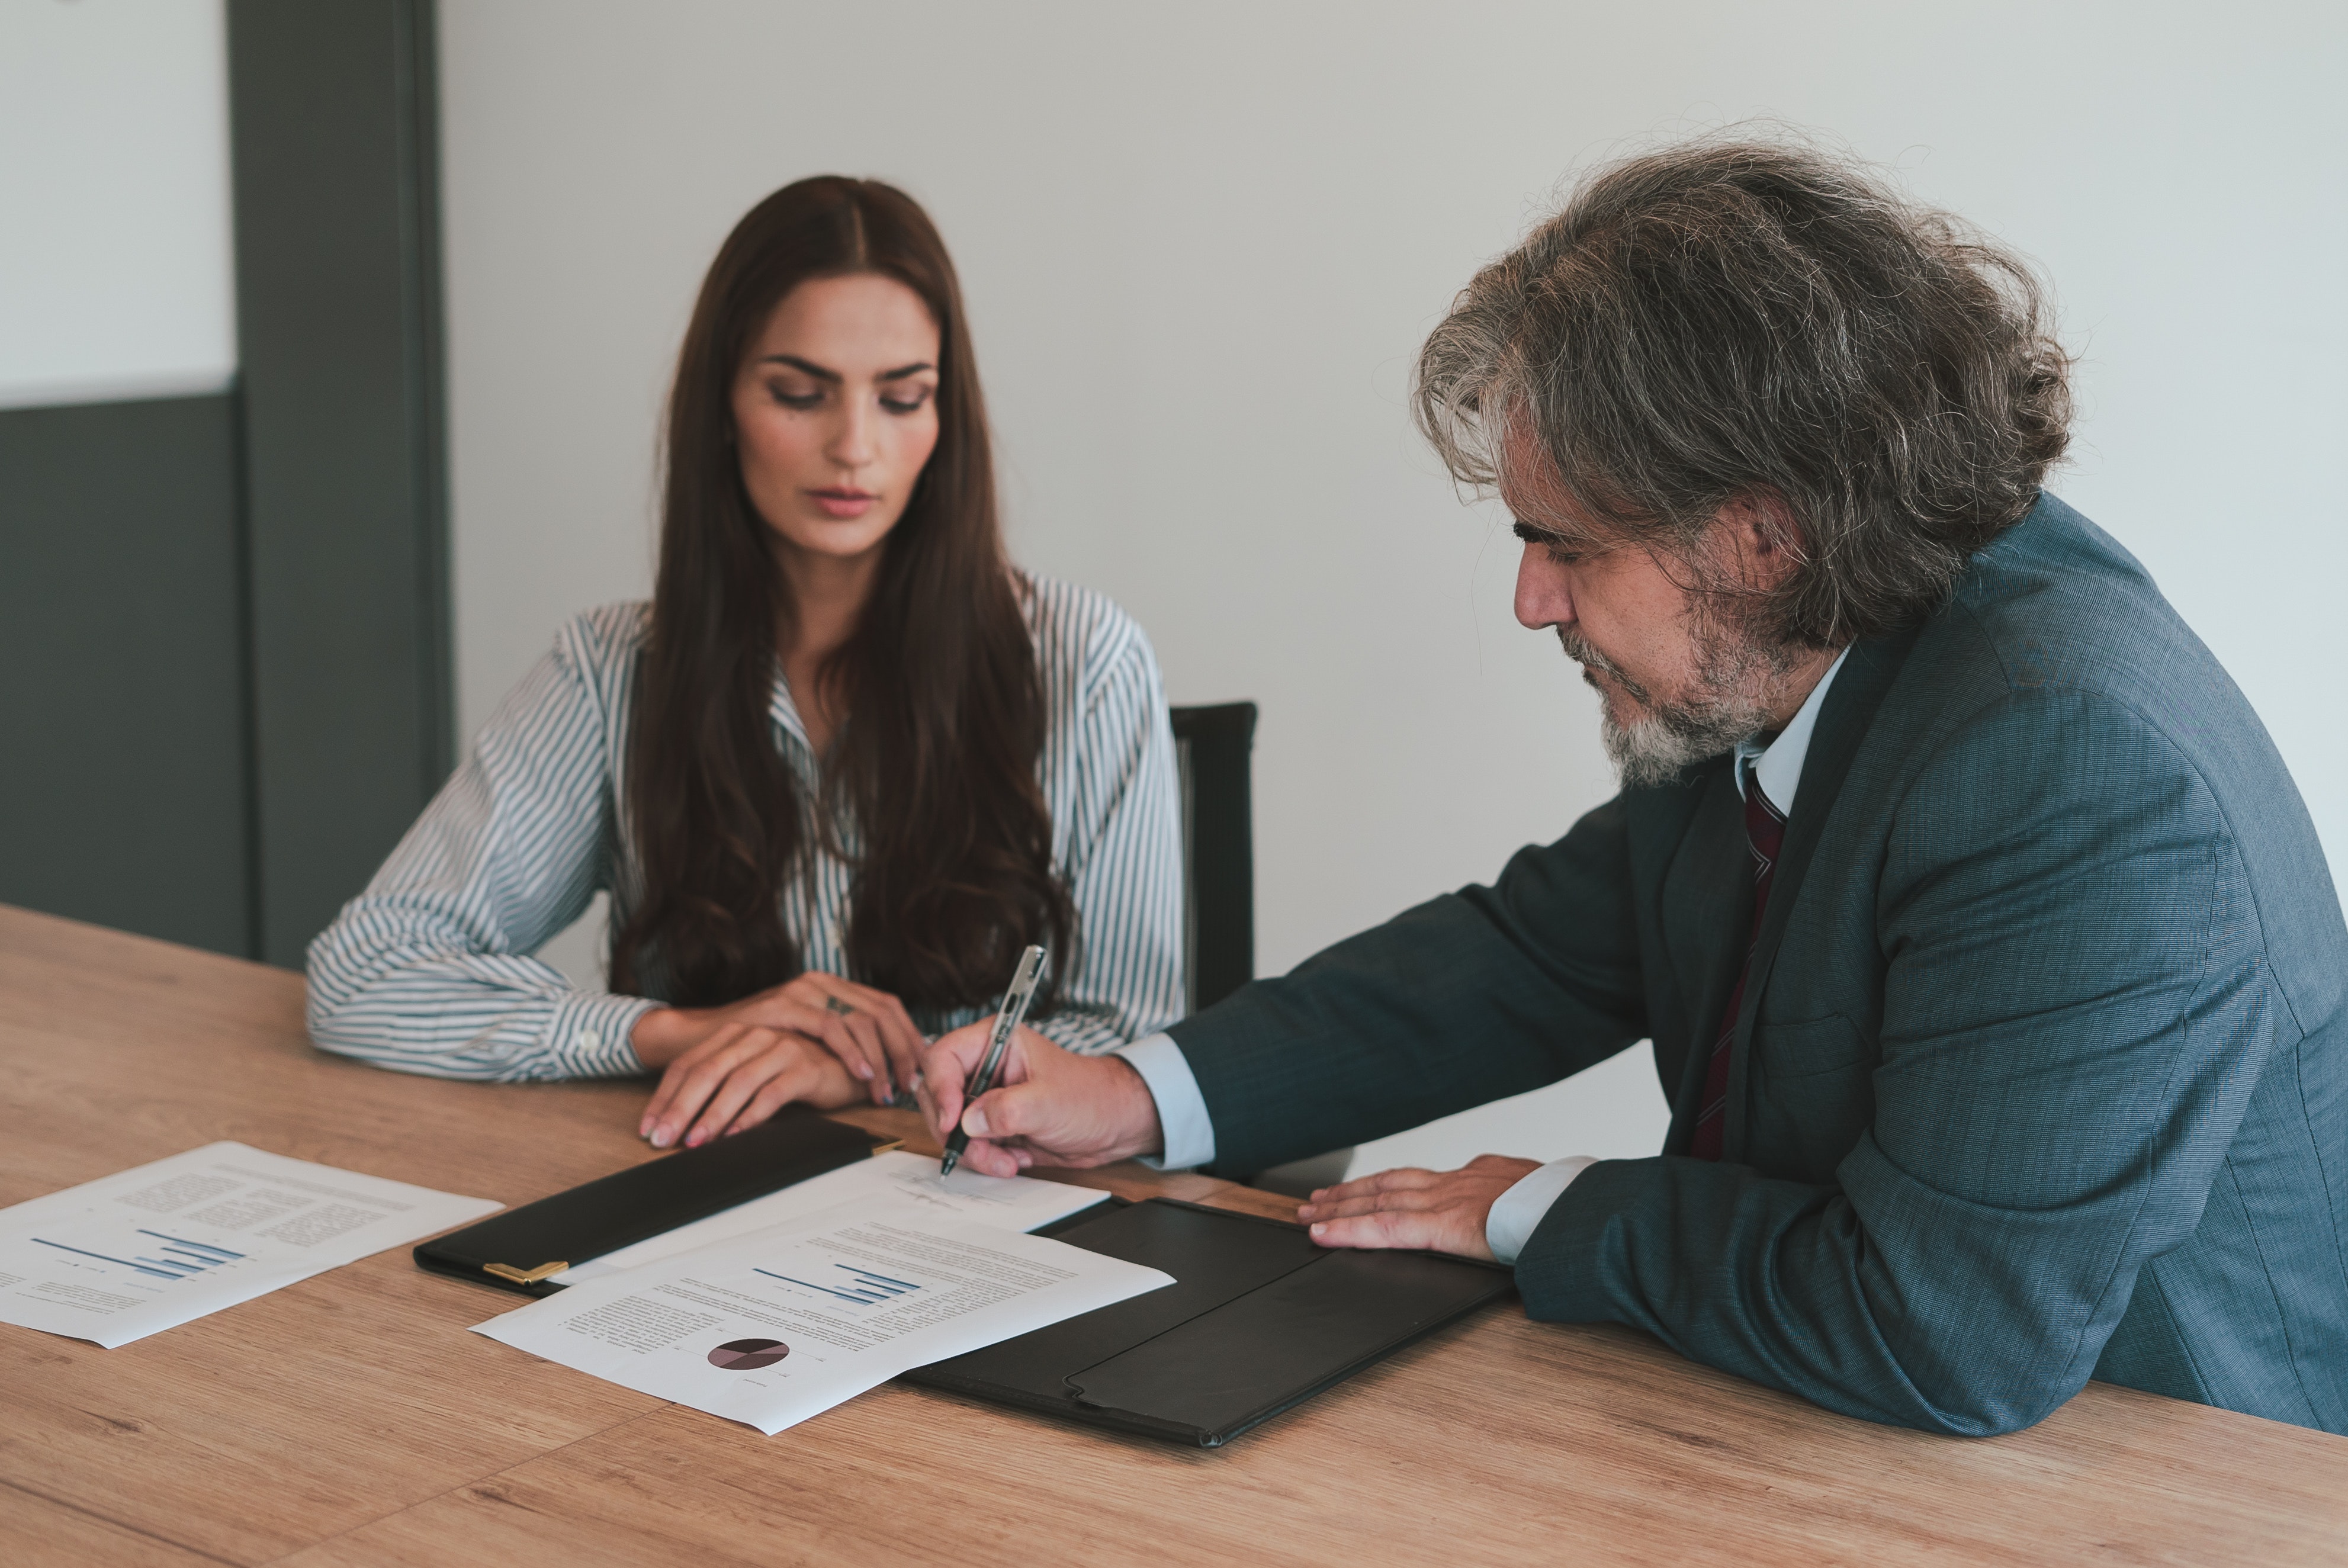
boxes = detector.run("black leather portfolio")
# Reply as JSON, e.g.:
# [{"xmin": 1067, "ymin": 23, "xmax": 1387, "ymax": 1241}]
[
  {"xmin": 903, "ymin": 1197, "xmax": 1515, "ymax": 1447},
  {"xmin": 414, "ymin": 1105, "xmax": 891, "ymax": 1297}
]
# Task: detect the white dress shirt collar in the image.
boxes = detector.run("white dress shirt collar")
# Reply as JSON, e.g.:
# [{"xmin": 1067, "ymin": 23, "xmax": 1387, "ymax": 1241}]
[{"xmin": 1732, "ymin": 647, "xmax": 1851, "ymax": 814}]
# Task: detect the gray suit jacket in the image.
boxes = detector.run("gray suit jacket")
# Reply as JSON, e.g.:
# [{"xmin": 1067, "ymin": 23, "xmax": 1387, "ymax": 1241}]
[{"xmin": 1168, "ymin": 494, "xmax": 2348, "ymax": 1436}]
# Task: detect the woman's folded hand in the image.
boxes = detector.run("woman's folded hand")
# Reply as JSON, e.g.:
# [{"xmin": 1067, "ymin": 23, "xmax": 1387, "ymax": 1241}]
[{"xmin": 630, "ymin": 972, "xmax": 924, "ymax": 1147}]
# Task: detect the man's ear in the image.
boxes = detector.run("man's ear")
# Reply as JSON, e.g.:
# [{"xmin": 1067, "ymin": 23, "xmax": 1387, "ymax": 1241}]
[{"xmin": 1717, "ymin": 491, "xmax": 1806, "ymax": 590}]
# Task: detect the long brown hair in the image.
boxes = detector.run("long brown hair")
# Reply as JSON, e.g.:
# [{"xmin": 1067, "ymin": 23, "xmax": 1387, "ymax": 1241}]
[{"xmin": 610, "ymin": 177, "xmax": 1073, "ymax": 1014}]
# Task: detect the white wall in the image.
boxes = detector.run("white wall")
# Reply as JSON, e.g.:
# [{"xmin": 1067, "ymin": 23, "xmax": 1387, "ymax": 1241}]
[
  {"xmin": 0, "ymin": 0, "xmax": 235, "ymax": 409},
  {"xmin": 438, "ymin": 0, "xmax": 2348, "ymax": 1174}
]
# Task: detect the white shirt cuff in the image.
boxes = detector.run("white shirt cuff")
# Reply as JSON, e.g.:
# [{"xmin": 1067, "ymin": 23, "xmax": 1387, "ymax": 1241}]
[
  {"xmin": 1485, "ymin": 1155, "xmax": 1597, "ymax": 1265},
  {"xmin": 1115, "ymin": 1032, "xmax": 1215, "ymax": 1170}
]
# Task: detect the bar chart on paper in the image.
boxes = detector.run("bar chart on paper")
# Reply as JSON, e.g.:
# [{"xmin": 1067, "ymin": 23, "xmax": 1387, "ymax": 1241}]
[
  {"xmin": 754, "ymin": 1263, "xmax": 926, "ymax": 1307},
  {"xmin": 28, "ymin": 1220, "xmax": 250, "ymax": 1293}
]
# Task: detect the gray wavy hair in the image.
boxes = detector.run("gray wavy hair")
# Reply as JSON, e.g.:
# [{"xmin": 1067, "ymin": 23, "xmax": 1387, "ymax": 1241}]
[{"xmin": 1414, "ymin": 136, "xmax": 2073, "ymax": 648}]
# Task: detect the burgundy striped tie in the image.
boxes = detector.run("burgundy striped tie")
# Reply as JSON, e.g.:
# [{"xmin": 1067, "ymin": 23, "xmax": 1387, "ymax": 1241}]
[{"xmin": 1690, "ymin": 764, "xmax": 1788, "ymax": 1162}]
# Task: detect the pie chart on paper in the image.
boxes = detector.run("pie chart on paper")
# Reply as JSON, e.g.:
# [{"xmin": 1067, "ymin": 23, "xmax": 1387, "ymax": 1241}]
[{"xmin": 708, "ymin": 1338, "xmax": 789, "ymax": 1370}]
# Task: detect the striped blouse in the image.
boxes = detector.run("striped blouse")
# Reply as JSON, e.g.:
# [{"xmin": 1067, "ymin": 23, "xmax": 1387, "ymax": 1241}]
[{"xmin": 306, "ymin": 573, "xmax": 1186, "ymax": 1079}]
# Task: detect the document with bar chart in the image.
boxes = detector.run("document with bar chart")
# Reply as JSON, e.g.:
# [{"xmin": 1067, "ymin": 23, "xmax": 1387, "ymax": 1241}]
[
  {"xmin": 475, "ymin": 1207, "xmax": 1173, "ymax": 1434},
  {"xmin": 0, "ymin": 1142, "xmax": 500, "ymax": 1347}
]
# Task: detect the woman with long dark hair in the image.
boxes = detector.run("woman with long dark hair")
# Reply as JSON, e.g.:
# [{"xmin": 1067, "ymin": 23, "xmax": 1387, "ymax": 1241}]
[{"xmin": 308, "ymin": 178, "xmax": 1184, "ymax": 1149}]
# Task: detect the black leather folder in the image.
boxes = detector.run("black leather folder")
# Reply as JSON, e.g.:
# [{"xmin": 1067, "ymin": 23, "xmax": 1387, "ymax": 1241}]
[
  {"xmin": 414, "ymin": 1105, "xmax": 891, "ymax": 1297},
  {"xmin": 903, "ymin": 1197, "xmax": 1515, "ymax": 1447}
]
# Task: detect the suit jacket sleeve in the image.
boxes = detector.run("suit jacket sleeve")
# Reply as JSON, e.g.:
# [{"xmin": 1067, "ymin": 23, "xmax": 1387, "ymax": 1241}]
[
  {"xmin": 1518, "ymin": 686, "xmax": 2284, "ymax": 1435},
  {"xmin": 1168, "ymin": 795, "xmax": 1650, "ymax": 1175}
]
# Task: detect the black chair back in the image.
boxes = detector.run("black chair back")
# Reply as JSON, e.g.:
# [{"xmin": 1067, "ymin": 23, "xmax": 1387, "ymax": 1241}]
[
  {"xmin": 1168, "ymin": 703, "xmax": 1257, "ymax": 1013},
  {"xmin": 1168, "ymin": 702, "xmax": 1350, "ymax": 1194}
]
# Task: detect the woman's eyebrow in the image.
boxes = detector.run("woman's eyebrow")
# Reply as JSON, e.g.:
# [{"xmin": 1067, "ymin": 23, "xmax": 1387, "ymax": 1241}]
[
  {"xmin": 756, "ymin": 354, "xmax": 934, "ymax": 383},
  {"xmin": 761, "ymin": 353, "xmax": 839, "ymax": 381}
]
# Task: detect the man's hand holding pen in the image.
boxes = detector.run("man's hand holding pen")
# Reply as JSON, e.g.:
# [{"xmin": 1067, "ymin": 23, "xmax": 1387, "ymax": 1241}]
[{"xmin": 917, "ymin": 1024, "xmax": 1164, "ymax": 1177}]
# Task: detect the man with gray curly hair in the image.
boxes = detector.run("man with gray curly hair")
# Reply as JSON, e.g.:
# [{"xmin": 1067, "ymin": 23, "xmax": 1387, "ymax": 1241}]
[{"xmin": 917, "ymin": 139, "xmax": 2348, "ymax": 1438}]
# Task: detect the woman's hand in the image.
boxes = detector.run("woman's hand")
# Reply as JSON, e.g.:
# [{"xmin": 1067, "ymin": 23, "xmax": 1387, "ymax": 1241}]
[
  {"xmin": 631, "ymin": 972, "xmax": 923, "ymax": 1147},
  {"xmin": 633, "ymin": 1021, "xmax": 861, "ymax": 1148},
  {"xmin": 635, "ymin": 972, "xmax": 926, "ymax": 1111}
]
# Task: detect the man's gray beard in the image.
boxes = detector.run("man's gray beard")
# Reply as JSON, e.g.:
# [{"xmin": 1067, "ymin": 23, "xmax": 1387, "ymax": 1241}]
[{"xmin": 1560, "ymin": 617, "xmax": 1787, "ymax": 791}]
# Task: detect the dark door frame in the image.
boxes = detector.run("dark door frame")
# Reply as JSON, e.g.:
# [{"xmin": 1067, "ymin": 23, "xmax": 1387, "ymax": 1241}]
[{"xmin": 229, "ymin": 0, "xmax": 454, "ymax": 966}]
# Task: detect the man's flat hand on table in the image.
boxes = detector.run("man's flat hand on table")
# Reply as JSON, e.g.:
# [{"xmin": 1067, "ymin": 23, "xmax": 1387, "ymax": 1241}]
[
  {"xmin": 916, "ymin": 1023, "xmax": 1162, "ymax": 1176},
  {"xmin": 1296, "ymin": 1155, "xmax": 1543, "ymax": 1261}
]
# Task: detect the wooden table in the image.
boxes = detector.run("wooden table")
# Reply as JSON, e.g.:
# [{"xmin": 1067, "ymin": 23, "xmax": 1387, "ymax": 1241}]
[{"xmin": 3, "ymin": 905, "xmax": 2344, "ymax": 1566}]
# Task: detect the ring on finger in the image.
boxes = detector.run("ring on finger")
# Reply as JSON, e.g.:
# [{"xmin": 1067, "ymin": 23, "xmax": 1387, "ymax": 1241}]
[{"xmin": 824, "ymin": 994, "xmax": 857, "ymax": 1017}]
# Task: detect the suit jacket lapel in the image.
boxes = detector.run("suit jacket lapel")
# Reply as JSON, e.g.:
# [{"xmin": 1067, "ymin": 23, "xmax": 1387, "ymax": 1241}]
[{"xmin": 1721, "ymin": 625, "xmax": 1920, "ymax": 1158}]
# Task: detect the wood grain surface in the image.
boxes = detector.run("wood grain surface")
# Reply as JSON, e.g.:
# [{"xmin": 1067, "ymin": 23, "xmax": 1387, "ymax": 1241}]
[{"xmin": 3, "ymin": 904, "xmax": 2343, "ymax": 1566}]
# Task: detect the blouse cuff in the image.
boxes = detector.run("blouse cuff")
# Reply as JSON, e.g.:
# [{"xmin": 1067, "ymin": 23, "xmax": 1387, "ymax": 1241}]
[
  {"xmin": 1031, "ymin": 1008, "xmax": 1132, "ymax": 1058},
  {"xmin": 544, "ymin": 991, "xmax": 661, "ymax": 1078}
]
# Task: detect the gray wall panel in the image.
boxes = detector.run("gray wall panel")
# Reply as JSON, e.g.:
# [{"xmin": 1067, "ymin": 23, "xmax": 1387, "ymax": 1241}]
[{"xmin": 0, "ymin": 394, "xmax": 253, "ymax": 955}]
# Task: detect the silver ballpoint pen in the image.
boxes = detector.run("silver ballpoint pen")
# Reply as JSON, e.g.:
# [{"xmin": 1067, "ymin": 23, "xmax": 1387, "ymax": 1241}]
[{"xmin": 939, "ymin": 944, "xmax": 1046, "ymax": 1178}]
